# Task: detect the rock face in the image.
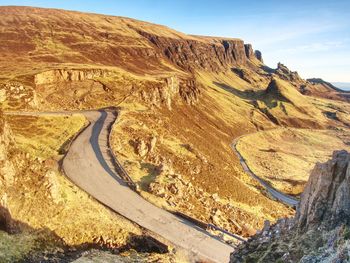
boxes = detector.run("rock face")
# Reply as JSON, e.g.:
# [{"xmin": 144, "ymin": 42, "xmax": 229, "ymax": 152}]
[
  {"xmin": 231, "ymin": 150, "xmax": 350, "ymax": 263},
  {"xmin": 139, "ymin": 76, "xmax": 201, "ymax": 109},
  {"xmin": 34, "ymin": 69, "xmax": 112, "ymax": 85},
  {"xmin": 254, "ymin": 50, "xmax": 263, "ymax": 62},
  {"xmin": 138, "ymin": 30, "xmax": 254, "ymax": 72},
  {"xmin": 0, "ymin": 112, "xmax": 15, "ymax": 188},
  {"xmin": 296, "ymin": 150, "xmax": 350, "ymax": 229},
  {"xmin": 275, "ymin": 62, "xmax": 302, "ymax": 83},
  {"xmin": 244, "ymin": 44, "xmax": 262, "ymax": 61},
  {"xmin": 244, "ymin": 44, "xmax": 254, "ymax": 59}
]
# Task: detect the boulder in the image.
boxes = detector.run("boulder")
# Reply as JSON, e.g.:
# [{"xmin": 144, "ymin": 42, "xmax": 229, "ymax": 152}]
[
  {"xmin": 135, "ymin": 139, "xmax": 148, "ymax": 157},
  {"xmin": 148, "ymin": 136, "xmax": 157, "ymax": 152}
]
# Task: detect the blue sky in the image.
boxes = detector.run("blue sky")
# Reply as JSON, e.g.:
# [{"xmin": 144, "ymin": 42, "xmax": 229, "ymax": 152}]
[{"xmin": 1, "ymin": 0, "xmax": 349, "ymax": 82}]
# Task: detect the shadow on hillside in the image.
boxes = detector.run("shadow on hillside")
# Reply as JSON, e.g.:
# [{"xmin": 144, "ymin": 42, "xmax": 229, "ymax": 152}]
[
  {"xmin": 213, "ymin": 81, "xmax": 263, "ymax": 100},
  {"xmin": 259, "ymin": 64, "xmax": 275, "ymax": 74},
  {"xmin": 267, "ymin": 177, "xmax": 304, "ymax": 188},
  {"xmin": 0, "ymin": 204, "xmax": 169, "ymax": 262},
  {"xmin": 1, "ymin": 205, "xmax": 31, "ymax": 234},
  {"xmin": 140, "ymin": 162, "xmax": 159, "ymax": 190}
]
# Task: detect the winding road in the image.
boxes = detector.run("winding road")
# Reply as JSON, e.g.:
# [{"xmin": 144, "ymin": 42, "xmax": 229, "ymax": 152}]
[
  {"xmin": 60, "ymin": 109, "xmax": 234, "ymax": 263},
  {"xmin": 5, "ymin": 108, "xmax": 298, "ymax": 262},
  {"xmin": 232, "ymin": 137, "xmax": 299, "ymax": 207}
]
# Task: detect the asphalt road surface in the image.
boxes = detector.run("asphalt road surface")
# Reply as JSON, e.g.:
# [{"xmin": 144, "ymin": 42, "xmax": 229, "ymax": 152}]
[
  {"xmin": 61, "ymin": 109, "xmax": 234, "ymax": 263},
  {"xmin": 232, "ymin": 137, "xmax": 299, "ymax": 207}
]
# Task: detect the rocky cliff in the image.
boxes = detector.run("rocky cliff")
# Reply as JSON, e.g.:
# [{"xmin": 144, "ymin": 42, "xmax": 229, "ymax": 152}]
[
  {"xmin": 231, "ymin": 150, "xmax": 350, "ymax": 262},
  {"xmin": 34, "ymin": 69, "xmax": 113, "ymax": 85},
  {"xmin": 296, "ymin": 150, "xmax": 350, "ymax": 229},
  {"xmin": 0, "ymin": 111, "xmax": 15, "ymax": 190}
]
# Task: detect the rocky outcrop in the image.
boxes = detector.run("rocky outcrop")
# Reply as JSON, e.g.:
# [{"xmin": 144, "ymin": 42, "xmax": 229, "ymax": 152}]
[
  {"xmin": 179, "ymin": 78, "xmax": 201, "ymax": 105},
  {"xmin": 271, "ymin": 64, "xmax": 350, "ymax": 102},
  {"xmin": 140, "ymin": 76, "xmax": 201, "ymax": 109},
  {"xmin": 265, "ymin": 78, "xmax": 293, "ymax": 103},
  {"xmin": 274, "ymin": 63, "xmax": 302, "ymax": 83},
  {"xmin": 296, "ymin": 150, "xmax": 350, "ymax": 229},
  {"xmin": 254, "ymin": 50, "xmax": 263, "ymax": 62},
  {"xmin": 245, "ymin": 44, "xmax": 263, "ymax": 61},
  {"xmin": 0, "ymin": 112, "xmax": 15, "ymax": 188},
  {"xmin": 231, "ymin": 150, "xmax": 350, "ymax": 263},
  {"xmin": 134, "ymin": 139, "xmax": 149, "ymax": 157},
  {"xmin": 138, "ymin": 30, "xmax": 259, "ymax": 72},
  {"xmin": 34, "ymin": 69, "xmax": 112, "ymax": 85},
  {"xmin": 0, "ymin": 82, "xmax": 37, "ymax": 109},
  {"xmin": 244, "ymin": 44, "xmax": 254, "ymax": 59}
]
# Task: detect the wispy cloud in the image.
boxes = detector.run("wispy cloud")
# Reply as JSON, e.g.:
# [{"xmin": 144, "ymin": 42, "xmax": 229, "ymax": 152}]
[
  {"xmin": 253, "ymin": 21, "xmax": 342, "ymax": 47},
  {"xmin": 275, "ymin": 40, "xmax": 347, "ymax": 54}
]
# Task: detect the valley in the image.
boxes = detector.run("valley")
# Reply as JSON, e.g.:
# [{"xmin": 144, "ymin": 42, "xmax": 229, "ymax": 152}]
[{"xmin": 0, "ymin": 5, "xmax": 350, "ymax": 262}]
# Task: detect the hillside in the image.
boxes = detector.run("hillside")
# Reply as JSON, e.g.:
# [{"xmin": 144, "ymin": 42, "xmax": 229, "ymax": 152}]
[
  {"xmin": 0, "ymin": 110, "xmax": 175, "ymax": 262},
  {"xmin": 0, "ymin": 6, "xmax": 350, "ymax": 262}
]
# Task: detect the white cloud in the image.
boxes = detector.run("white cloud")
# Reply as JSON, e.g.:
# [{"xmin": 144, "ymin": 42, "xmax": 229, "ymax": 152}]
[{"xmin": 274, "ymin": 40, "xmax": 347, "ymax": 54}]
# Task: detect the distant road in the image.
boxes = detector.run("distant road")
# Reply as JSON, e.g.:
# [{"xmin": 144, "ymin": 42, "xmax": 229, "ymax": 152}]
[
  {"xmin": 232, "ymin": 137, "xmax": 299, "ymax": 207},
  {"xmin": 6, "ymin": 109, "xmax": 234, "ymax": 263}
]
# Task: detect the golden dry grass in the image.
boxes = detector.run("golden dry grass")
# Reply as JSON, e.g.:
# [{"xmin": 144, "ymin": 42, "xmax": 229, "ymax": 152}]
[
  {"xmin": 237, "ymin": 128, "xmax": 350, "ymax": 195},
  {"xmin": 1, "ymin": 5, "xmax": 349, "ymax": 242},
  {"xmin": 5, "ymin": 114, "xmax": 86, "ymax": 159},
  {"xmin": 110, "ymin": 71, "xmax": 295, "ymax": 236},
  {"xmin": 1, "ymin": 114, "xmax": 142, "ymax": 260}
]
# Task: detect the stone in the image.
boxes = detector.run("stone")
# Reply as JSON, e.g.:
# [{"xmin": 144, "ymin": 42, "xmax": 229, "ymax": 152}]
[
  {"xmin": 45, "ymin": 170, "xmax": 61, "ymax": 204},
  {"xmin": 0, "ymin": 160, "xmax": 15, "ymax": 186},
  {"xmin": 156, "ymin": 159, "xmax": 174, "ymax": 176},
  {"xmin": 135, "ymin": 139, "xmax": 148, "ymax": 157},
  {"xmin": 34, "ymin": 69, "xmax": 111, "ymax": 85},
  {"xmin": 211, "ymin": 193, "xmax": 220, "ymax": 202},
  {"xmin": 0, "ymin": 89, "xmax": 6, "ymax": 102},
  {"xmin": 149, "ymin": 136, "xmax": 157, "ymax": 152}
]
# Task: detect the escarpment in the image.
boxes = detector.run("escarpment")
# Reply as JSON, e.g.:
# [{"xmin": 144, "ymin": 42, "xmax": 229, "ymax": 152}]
[
  {"xmin": 136, "ymin": 30, "xmax": 262, "ymax": 72},
  {"xmin": 34, "ymin": 69, "xmax": 113, "ymax": 85}
]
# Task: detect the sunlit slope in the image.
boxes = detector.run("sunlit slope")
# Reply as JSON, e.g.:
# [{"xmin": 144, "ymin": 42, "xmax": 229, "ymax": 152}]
[{"xmin": 1, "ymin": 6, "xmax": 349, "ymax": 239}]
